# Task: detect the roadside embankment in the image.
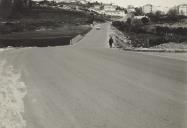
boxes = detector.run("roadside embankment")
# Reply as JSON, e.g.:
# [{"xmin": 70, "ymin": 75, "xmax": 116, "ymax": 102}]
[
  {"xmin": 111, "ymin": 25, "xmax": 187, "ymax": 53},
  {"xmin": 0, "ymin": 24, "xmax": 91, "ymax": 48},
  {"xmin": 0, "ymin": 35, "xmax": 72, "ymax": 47}
]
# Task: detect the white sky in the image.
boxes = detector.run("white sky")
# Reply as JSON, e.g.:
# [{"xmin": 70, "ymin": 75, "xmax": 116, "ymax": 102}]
[{"xmin": 96, "ymin": 0, "xmax": 186, "ymax": 7}]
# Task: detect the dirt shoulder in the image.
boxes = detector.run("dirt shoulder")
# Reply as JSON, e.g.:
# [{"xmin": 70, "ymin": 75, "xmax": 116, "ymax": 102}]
[{"xmin": 0, "ymin": 58, "xmax": 27, "ymax": 128}]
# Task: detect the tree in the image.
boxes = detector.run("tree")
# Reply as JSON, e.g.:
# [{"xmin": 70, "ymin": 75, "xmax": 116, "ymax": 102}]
[
  {"xmin": 167, "ymin": 8, "xmax": 178, "ymax": 17},
  {"xmin": 7, "ymin": 0, "xmax": 32, "ymax": 17},
  {"xmin": 146, "ymin": 12, "xmax": 161, "ymax": 22},
  {"xmin": 126, "ymin": 18, "xmax": 132, "ymax": 32},
  {"xmin": 155, "ymin": 11, "xmax": 162, "ymax": 17},
  {"xmin": 116, "ymin": 6, "xmax": 125, "ymax": 11},
  {"xmin": 13, "ymin": 0, "xmax": 27, "ymax": 13},
  {"xmin": 141, "ymin": 17, "xmax": 149, "ymax": 24},
  {"xmin": 134, "ymin": 7, "xmax": 143, "ymax": 16},
  {"xmin": 127, "ymin": 18, "xmax": 132, "ymax": 25},
  {"xmin": 0, "ymin": 0, "xmax": 12, "ymax": 18},
  {"xmin": 100, "ymin": 5, "xmax": 104, "ymax": 10},
  {"xmin": 39, "ymin": 0, "xmax": 50, "ymax": 6},
  {"xmin": 0, "ymin": 0, "xmax": 32, "ymax": 18}
]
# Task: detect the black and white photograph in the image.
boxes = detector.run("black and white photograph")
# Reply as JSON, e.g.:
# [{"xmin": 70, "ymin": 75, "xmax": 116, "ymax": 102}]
[{"xmin": 0, "ymin": 0, "xmax": 187, "ymax": 128}]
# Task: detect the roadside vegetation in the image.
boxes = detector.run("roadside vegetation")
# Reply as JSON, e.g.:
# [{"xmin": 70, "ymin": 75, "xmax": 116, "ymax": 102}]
[
  {"xmin": 112, "ymin": 10, "xmax": 187, "ymax": 48},
  {"xmin": 0, "ymin": 8, "xmax": 92, "ymax": 34}
]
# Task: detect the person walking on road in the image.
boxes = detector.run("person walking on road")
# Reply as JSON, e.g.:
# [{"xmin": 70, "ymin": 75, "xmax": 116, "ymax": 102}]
[{"xmin": 109, "ymin": 36, "xmax": 114, "ymax": 48}]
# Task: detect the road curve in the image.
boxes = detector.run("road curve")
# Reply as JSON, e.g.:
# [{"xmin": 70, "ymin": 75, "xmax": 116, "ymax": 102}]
[{"xmin": 0, "ymin": 23, "xmax": 187, "ymax": 128}]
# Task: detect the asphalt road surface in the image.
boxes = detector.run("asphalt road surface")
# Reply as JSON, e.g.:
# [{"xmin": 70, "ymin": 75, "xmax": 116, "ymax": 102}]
[{"xmin": 0, "ymin": 23, "xmax": 187, "ymax": 128}]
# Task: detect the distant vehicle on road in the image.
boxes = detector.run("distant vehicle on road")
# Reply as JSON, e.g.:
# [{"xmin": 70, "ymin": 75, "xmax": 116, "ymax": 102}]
[{"xmin": 95, "ymin": 24, "xmax": 101, "ymax": 30}]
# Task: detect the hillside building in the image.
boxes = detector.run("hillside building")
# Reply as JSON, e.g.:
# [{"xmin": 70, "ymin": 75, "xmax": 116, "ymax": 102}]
[
  {"xmin": 143, "ymin": 4, "xmax": 169, "ymax": 14},
  {"xmin": 104, "ymin": 4, "xmax": 117, "ymax": 11},
  {"xmin": 178, "ymin": 4, "xmax": 187, "ymax": 16},
  {"xmin": 142, "ymin": 4, "xmax": 153, "ymax": 14}
]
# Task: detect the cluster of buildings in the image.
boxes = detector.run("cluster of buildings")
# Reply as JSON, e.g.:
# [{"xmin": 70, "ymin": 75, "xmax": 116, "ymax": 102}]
[
  {"xmin": 1, "ymin": 0, "xmax": 187, "ymax": 18},
  {"xmin": 29, "ymin": 0, "xmax": 187, "ymax": 17},
  {"xmin": 178, "ymin": 4, "xmax": 187, "ymax": 16},
  {"xmin": 88, "ymin": 2, "xmax": 187, "ymax": 17},
  {"xmin": 142, "ymin": 4, "xmax": 169, "ymax": 14},
  {"xmin": 54, "ymin": 0, "xmax": 87, "ymax": 4},
  {"xmin": 35, "ymin": 0, "xmax": 126, "ymax": 17},
  {"xmin": 142, "ymin": 4, "xmax": 187, "ymax": 16},
  {"xmin": 33, "ymin": 0, "xmax": 86, "ymax": 11},
  {"xmin": 89, "ymin": 3, "xmax": 126, "ymax": 17}
]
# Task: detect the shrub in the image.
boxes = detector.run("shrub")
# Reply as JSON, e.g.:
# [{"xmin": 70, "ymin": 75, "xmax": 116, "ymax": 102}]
[
  {"xmin": 141, "ymin": 17, "xmax": 149, "ymax": 24},
  {"xmin": 155, "ymin": 26, "xmax": 187, "ymax": 36}
]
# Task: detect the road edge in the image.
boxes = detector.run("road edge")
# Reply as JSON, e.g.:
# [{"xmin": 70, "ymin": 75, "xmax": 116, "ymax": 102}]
[{"xmin": 123, "ymin": 48, "xmax": 187, "ymax": 53}]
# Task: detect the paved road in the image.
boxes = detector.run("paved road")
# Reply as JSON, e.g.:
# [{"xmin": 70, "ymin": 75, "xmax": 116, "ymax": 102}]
[
  {"xmin": 0, "ymin": 23, "xmax": 187, "ymax": 128},
  {"xmin": 75, "ymin": 23, "xmax": 111, "ymax": 48}
]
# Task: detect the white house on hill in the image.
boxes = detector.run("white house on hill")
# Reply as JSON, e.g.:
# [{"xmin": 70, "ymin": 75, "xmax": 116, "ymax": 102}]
[
  {"xmin": 104, "ymin": 10, "xmax": 126, "ymax": 17},
  {"xmin": 178, "ymin": 4, "xmax": 187, "ymax": 16},
  {"xmin": 143, "ymin": 4, "xmax": 169, "ymax": 14},
  {"xmin": 142, "ymin": 4, "xmax": 153, "ymax": 14},
  {"xmin": 104, "ymin": 4, "xmax": 117, "ymax": 11}
]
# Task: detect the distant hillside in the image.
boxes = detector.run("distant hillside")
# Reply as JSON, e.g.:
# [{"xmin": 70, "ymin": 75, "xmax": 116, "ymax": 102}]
[
  {"xmin": 0, "ymin": 7, "xmax": 93, "ymax": 47},
  {"xmin": 0, "ymin": 7, "xmax": 93, "ymax": 34}
]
